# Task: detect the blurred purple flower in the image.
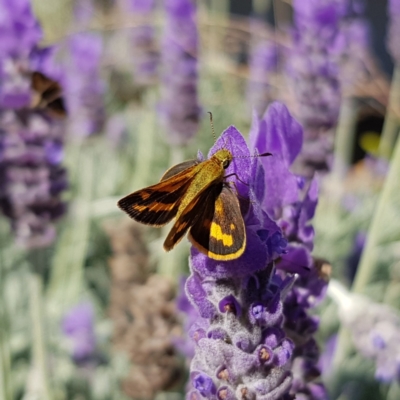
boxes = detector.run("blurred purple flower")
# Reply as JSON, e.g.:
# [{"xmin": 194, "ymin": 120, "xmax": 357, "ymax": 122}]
[
  {"xmin": 65, "ymin": 32, "xmax": 106, "ymax": 137},
  {"xmin": 105, "ymin": 113, "xmax": 128, "ymax": 148},
  {"xmin": 247, "ymin": 40, "xmax": 278, "ymax": 116},
  {"xmin": 123, "ymin": 0, "xmax": 159, "ymax": 85},
  {"xmin": 0, "ymin": 0, "xmax": 42, "ymax": 59},
  {"xmin": 73, "ymin": 0, "xmax": 94, "ymax": 26},
  {"xmin": 0, "ymin": 58, "xmax": 32, "ymax": 109},
  {"xmin": 0, "ymin": 111, "xmax": 67, "ymax": 248},
  {"xmin": 329, "ymin": 279, "xmax": 400, "ymax": 382},
  {"xmin": 288, "ymin": 0, "xmax": 344, "ymax": 178},
  {"xmin": 387, "ymin": 0, "xmax": 400, "ymax": 64},
  {"xmin": 0, "ymin": 0, "xmax": 68, "ymax": 249},
  {"xmin": 62, "ymin": 302, "xmax": 97, "ymax": 363},
  {"xmin": 335, "ymin": 19, "xmax": 369, "ymax": 87},
  {"xmin": 318, "ymin": 335, "xmax": 337, "ymax": 378},
  {"xmin": 0, "ymin": 0, "xmax": 43, "ymax": 109},
  {"xmin": 250, "ymin": 102, "xmax": 328, "ymax": 399},
  {"xmin": 329, "ymin": 0, "xmax": 370, "ymax": 92},
  {"xmin": 159, "ymin": 0, "xmax": 200, "ymax": 145}
]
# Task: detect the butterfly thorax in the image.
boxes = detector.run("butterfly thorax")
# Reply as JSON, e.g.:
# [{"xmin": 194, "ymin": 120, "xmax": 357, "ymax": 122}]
[
  {"xmin": 211, "ymin": 148, "xmax": 233, "ymax": 169},
  {"xmin": 175, "ymin": 149, "xmax": 232, "ymax": 217}
]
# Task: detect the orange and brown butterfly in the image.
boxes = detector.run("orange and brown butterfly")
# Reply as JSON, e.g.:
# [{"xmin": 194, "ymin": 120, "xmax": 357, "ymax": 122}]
[
  {"xmin": 118, "ymin": 124, "xmax": 271, "ymax": 261},
  {"xmin": 30, "ymin": 71, "xmax": 67, "ymax": 119}
]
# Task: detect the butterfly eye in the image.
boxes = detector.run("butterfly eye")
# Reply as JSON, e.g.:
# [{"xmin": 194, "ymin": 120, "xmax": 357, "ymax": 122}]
[{"xmin": 223, "ymin": 159, "xmax": 230, "ymax": 169}]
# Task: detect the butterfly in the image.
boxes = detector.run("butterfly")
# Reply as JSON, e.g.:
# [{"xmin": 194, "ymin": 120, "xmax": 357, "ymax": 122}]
[
  {"xmin": 31, "ymin": 71, "xmax": 67, "ymax": 119},
  {"xmin": 118, "ymin": 146, "xmax": 270, "ymax": 261}
]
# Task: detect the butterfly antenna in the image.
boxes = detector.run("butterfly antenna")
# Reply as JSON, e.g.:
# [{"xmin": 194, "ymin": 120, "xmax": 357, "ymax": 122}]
[
  {"xmin": 208, "ymin": 111, "xmax": 216, "ymax": 143},
  {"xmin": 233, "ymin": 152, "xmax": 273, "ymax": 159}
]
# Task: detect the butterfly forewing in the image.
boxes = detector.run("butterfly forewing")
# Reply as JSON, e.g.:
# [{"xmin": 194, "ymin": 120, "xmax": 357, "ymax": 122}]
[
  {"xmin": 189, "ymin": 185, "xmax": 246, "ymax": 260},
  {"xmin": 118, "ymin": 165, "xmax": 198, "ymax": 226}
]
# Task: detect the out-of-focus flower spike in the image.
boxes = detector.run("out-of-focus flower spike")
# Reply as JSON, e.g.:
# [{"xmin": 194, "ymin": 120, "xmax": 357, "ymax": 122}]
[
  {"xmin": 126, "ymin": 0, "xmax": 159, "ymax": 86},
  {"xmin": 65, "ymin": 32, "xmax": 106, "ymax": 137},
  {"xmin": 0, "ymin": 0, "xmax": 42, "ymax": 59},
  {"xmin": 288, "ymin": 0, "xmax": 343, "ymax": 178},
  {"xmin": 0, "ymin": 111, "xmax": 68, "ymax": 248},
  {"xmin": 159, "ymin": 0, "xmax": 201, "ymax": 145},
  {"xmin": 328, "ymin": 279, "xmax": 400, "ymax": 382},
  {"xmin": 0, "ymin": 0, "xmax": 68, "ymax": 249},
  {"xmin": 247, "ymin": 39, "xmax": 279, "ymax": 117},
  {"xmin": 251, "ymin": 102, "xmax": 328, "ymax": 399},
  {"xmin": 105, "ymin": 220, "xmax": 184, "ymax": 398},
  {"xmin": 73, "ymin": 0, "xmax": 95, "ymax": 26}
]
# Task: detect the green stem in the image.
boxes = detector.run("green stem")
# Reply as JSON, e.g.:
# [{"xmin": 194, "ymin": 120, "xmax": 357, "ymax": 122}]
[
  {"xmin": 29, "ymin": 270, "xmax": 51, "ymax": 400},
  {"xmin": 383, "ymin": 279, "xmax": 400, "ymax": 308},
  {"xmin": 333, "ymin": 131, "xmax": 400, "ymax": 369},
  {"xmin": 332, "ymin": 97, "xmax": 359, "ymax": 178},
  {"xmin": 208, "ymin": 0, "xmax": 228, "ymax": 56},
  {"xmin": 47, "ymin": 143, "xmax": 94, "ymax": 311},
  {"xmin": 0, "ymin": 302, "xmax": 12, "ymax": 400},
  {"xmin": 129, "ymin": 108, "xmax": 157, "ymax": 191},
  {"xmin": 387, "ymin": 382, "xmax": 400, "ymax": 400},
  {"xmin": 352, "ymin": 134, "xmax": 400, "ymax": 294},
  {"xmin": 327, "ymin": 279, "xmax": 355, "ymax": 372},
  {"xmin": 0, "ymin": 226, "xmax": 12, "ymax": 400},
  {"xmin": 378, "ymin": 66, "xmax": 400, "ymax": 159}
]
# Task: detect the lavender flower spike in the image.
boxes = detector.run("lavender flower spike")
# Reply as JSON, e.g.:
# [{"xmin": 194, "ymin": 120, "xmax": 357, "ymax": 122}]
[
  {"xmin": 0, "ymin": 0, "xmax": 42, "ymax": 109},
  {"xmin": 328, "ymin": 279, "xmax": 400, "ymax": 382},
  {"xmin": 287, "ymin": 0, "xmax": 343, "ymax": 178},
  {"xmin": 65, "ymin": 32, "xmax": 105, "ymax": 137},
  {"xmin": 247, "ymin": 40, "xmax": 278, "ymax": 117},
  {"xmin": 0, "ymin": 110, "xmax": 67, "ymax": 248},
  {"xmin": 126, "ymin": 0, "xmax": 159, "ymax": 85},
  {"xmin": 186, "ymin": 126, "xmax": 296, "ymax": 400},
  {"xmin": 250, "ymin": 102, "xmax": 328, "ymax": 399},
  {"xmin": 0, "ymin": 0, "xmax": 68, "ymax": 249},
  {"xmin": 160, "ymin": 0, "xmax": 201, "ymax": 145}
]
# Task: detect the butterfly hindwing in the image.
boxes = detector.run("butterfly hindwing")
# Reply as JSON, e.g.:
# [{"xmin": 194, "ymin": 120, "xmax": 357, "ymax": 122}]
[
  {"xmin": 160, "ymin": 159, "xmax": 200, "ymax": 181},
  {"xmin": 163, "ymin": 185, "xmax": 215, "ymax": 251},
  {"xmin": 189, "ymin": 185, "xmax": 246, "ymax": 260},
  {"xmin": 117, "ymin": 165, "xmax": 198, "ymax": 226}
]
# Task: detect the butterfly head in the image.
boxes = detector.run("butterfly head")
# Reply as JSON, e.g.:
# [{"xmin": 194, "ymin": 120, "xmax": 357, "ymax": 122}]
[{"xmin": 213, "ymin": 148, "xmax": 233, "ymax": 169}]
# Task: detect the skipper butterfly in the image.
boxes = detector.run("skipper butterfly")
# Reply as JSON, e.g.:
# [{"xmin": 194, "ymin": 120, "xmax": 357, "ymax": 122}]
[
  {"xmin": 118, "ymin": 148, "xmax": 244, "ymax": 260},
  {"xmin": 31, "ymin": 71, "xmax": 66, "ymax": 118},
  {"xmin": 118, "ymin": 121, "xmax": 271, "ymax": 261}
]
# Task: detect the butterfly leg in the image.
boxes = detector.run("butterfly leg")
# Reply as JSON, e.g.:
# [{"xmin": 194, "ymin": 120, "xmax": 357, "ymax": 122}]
[
  {"xmin": 225, "ymin": 180, "xmax": 261, "ymax": 208},
  {"xmin": 225, "ymin": 180, "xmax": 251, "ymax": 202},
  {"xmin": 224, "ymin": 173, "xmax": 249, "ymax": 186}
]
